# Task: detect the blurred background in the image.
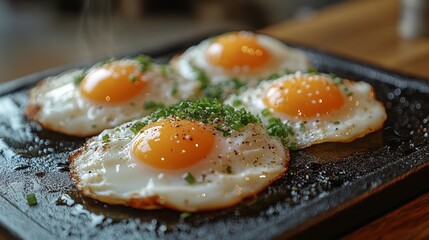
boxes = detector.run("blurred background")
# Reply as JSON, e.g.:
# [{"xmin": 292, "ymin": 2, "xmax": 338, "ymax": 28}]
[{"xmin": 0, "ymin": 0, "xmax": 343, "ymax": 83}]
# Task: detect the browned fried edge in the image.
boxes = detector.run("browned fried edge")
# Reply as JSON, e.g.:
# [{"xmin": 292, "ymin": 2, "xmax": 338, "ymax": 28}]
[
  {"xmin": 25, "ymin": 81, "xmax": 97, "ymax": 138},
  {"xmin": 68, "ymin": 143, "xmax": 290, "ymax": 213}
]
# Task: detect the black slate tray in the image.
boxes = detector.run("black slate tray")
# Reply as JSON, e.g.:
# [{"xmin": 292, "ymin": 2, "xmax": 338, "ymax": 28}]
[{"xmin": 1, "ymin": 35, "xmax": 429, "ymax": 240}]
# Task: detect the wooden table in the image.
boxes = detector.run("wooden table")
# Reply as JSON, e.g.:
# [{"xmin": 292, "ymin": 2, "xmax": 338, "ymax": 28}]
[{"xmin": 262, "ymin": 0, "xmax": 429, "ymax": 238}]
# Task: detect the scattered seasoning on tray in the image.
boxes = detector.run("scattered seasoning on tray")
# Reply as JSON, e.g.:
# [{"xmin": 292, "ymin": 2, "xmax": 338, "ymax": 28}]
[{"xmin": 26, "ymin": 192, "xmax": 38, "ymax": 206}]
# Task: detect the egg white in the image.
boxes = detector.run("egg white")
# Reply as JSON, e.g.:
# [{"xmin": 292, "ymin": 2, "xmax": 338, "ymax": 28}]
[
  {"xmin": 26, "ymin": 61, "xmax": 194, "ymax": 137},
  {"xmin": 171, "ymin": 31, "xmax": 312, "ymax": 96},
  {"xmin": 69, "ymin": 119, "xmax": 288, "ymax": 212},
  {"xmin": 224, "ymin": 72, "xmax": 388, "ymax": 149}
]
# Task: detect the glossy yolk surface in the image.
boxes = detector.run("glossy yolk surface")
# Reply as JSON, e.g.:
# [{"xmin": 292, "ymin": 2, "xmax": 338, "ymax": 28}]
[
  {"xmin": 206, "ymin": 32, "xmax": 270, "ymax": 71},
  {"xmin": 132, "ymin": 119, "xmax": 215, "ymax": 170},
  {"xmin": 263, "ymin": 76, "xmax": 344, "ymax": 118},
  {"xmin": 79, "ymin": 61, "xmax": 146, "ymax": 104}
]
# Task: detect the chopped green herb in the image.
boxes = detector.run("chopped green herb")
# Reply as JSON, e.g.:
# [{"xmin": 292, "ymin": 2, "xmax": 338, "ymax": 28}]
[
  {"xmin": 287, "ymin": 142, "xmax": 299, "ymax": 151},
  {"xmin": 232, "ymin": 99, "xmax": 242, "ymax": 107},
  {"xmin": 143, "ymin": 101, "xmax": 165, "ymax": 110},
  {"xmin": 26, "ymin": 192, "xmax": 38, "ymax": 206},
  {"xmin": 129, "ymin": 75, "xmax": 137, "ymax": 83},
  {"xmin": 171, "ymin": 81, "xmax": 178, "ymax": 96},
  {"xmin": 226, "ymin": 165, "xmax": 233, "ymax": 174},
  {"xmin": 261, "ymin": 108, "xmax": 271, "ymax": 117},
  {"xmin": 332, "ymin": 77, "xmax": 344, "ymax": 85},
  {"xmin": 333, "ymin": 121, "xmax": 340, "ymax": 125},
  {"xmin": 190, "ymin": 66, "xmax": 248, "ymax": 100},
  {"xmin": 91, "ymin": 124, "xmax": 97, "ymax": 129},
  {"xmin": 282, "ymin": 69, "xmax": 292, "ymax": 75},
  {"xmin": 329, "ymin": 73, "xmax": 339, "ymax": 79},
  {"xmin": 191, "ymin": 64, "xmax": 210, "ymax": 91},
  {"xmin": 74, "ymin": 70, "xmax": 87, "ymax": 85},
  {"xmin": 300, "ymin": 122, "xmax": 306, "ymax": 132},
  {"xmin": 102, "ymin": 134, "xmax": 110, "ymax": 142},
  {"xmin": 204, "ymin": 85, "xmax": 223, "ymax": 99},
  {"xmin": 229, "ymin": 78, "xmax": 246, "ymax": 90},
  {"xmin": 266, "ymin": 117, "xmax": 294, "ymax": 145},
  {"xmin": 130, "ymin": 121, "xmax": 146, "ymax": 134},
  {"xmin": 183, "ymin": 172, "xmax": 196, "ymax": 184},
  {"xmin": 307, "ymin": 67, "xmax": 319, "ymax": 74},
  {"xmin": 135, "ymin": 55, "xmax": 153, "ymax": 72},
  {"xmin": 129, "ymin": 99, "xmax": 259, "ymax": 136},
  {"xmin": 266, "ymin": 72, "xmax": 281, "ymax": 81},
  {"xmin": 180, "ymin": 212, "xmax": 192, "ymax": 220},
  {"xmin": 331, "ymin": 75, "xmax": 353, "ymax": 97},
  {"xmin": 160, "ymin": 64, "xmax": 168, "ymax": 77},
  {"xmin": 215, "ymin": 124, "xmax": 230, "ymax": 137},
  {"xmin": 344, "ymin": 87, "xmax": 353, "ymax": 96},
  {"xmin": 190, "ymin": 65, "xmax": 226, "ymax": 99}
]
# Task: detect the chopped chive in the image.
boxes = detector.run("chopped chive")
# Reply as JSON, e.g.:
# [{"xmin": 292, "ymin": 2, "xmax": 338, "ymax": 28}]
[
  {"xmin": 282, "ymin": 69, "xmax": 292, "ymax": 75},
  {"xmin": 143, "ymin": 101, "xmax": 164, "ymax": 110},
  {"xmin": 180, "ymin": 212, "xmax": 192, "ymax": 220},
  {"xmin": 129, "ymin": 99, "xmax": 259, "ymax": 136},
  {"xmin": 102, "ymin": 134, "xmax": 110, "ymax": 142},
  {"xmin": 261, "ymin": 108, "xmax": 271, "ymax": 117},
  {"xmin": 345, "ymin": 88, "xmax": 353, "ymax": 96},
  {"xmin": 135, "ymin": 55, "xmax": 153, "ymax": 72},
  {"xmin": 183, "ymin": 172, "xmax": 196, "ymax": 184},
  {"xmin": 130, "ymin": 121, "xmax": 145, "ymax": 134},
  {"xmin": 191, "ymin": 64, "xmax": 210, "ymax": 91},
  {"xmin": 91, "ymin": 124, "xmax": 97, "ymax": 129},
  {"xmin": 171, "ymin": 81, "xmax": 178, "ymax": 96},
  {"xmin": 266, "ymin": 72, "xmax": 281, "ymax": 81},
  {"xmin": 266, "ymin": 117, "xmax": 294, "ymax": 145},
  {"xmin": 330, "ymin": 74, "xmax": 353, "ymax": 96},
  {"xmin": 307, "ymin": 67, "xmax": 319, "ymax": 74},
  {"xmin": 226, "ymin": 165, "xmax": 232, "ymax": 174},
  {"xmin": 300, "ymin": 122, "xmax": 306, "ymax": 132},
  {"xmin": 160, "ymin": 64, "xmax": 168, "ymax": 77},
  {"xmin": 232, "ymin": 99, "xmax": 242, "ymax": 107},
  {"xmin": 74, "ymin": 71, "xmax": 87, "ymax": 85},
  {"xmin": 129, "ymin": 75, "xmax": 137, "ymax": 83},
  {"xmin": 329, "ymin": 73, "xmax": 339, "ymax": 79},
  {"xmin": 287, "ymin": 142, "xmax": 299, "ymax": 151},
  {"xmin": 144, "ymin": 101, "xmax": 157, "ymax": 110},
  {"xmin": 230, "ymin": 78, "xmax": 246, "ymax": 90},
  {"xmin": 333, "ymin": 121, "xmax": 340, "ymax": 125},
  {"xmin": 26, "ymin": 193, "xmax": 38, "ymax": 206}
]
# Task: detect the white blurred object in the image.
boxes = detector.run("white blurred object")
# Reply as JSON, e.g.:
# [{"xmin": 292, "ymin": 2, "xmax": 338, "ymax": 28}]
[{"xmin": 399, "ymin": 0, "xmax": 429, "ymax": 39}]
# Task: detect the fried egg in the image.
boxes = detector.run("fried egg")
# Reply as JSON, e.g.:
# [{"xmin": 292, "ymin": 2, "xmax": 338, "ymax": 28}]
[
  {"xmin": 26, "ymin": 57, "xmax": 193, "ymax": 137},
  {"xmin": 69, "ymin": 100, "xmax": 288, "ymax": 212},
  {"xmin": 171, "ymin": 31, "xmax": 312, "ymax": 99},
  {"xmin": 225, "ymin": 72, "xmax": 387, "ymax": 149}
]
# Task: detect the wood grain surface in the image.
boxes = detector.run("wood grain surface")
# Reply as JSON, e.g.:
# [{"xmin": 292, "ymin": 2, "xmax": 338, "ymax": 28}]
[
  {"xmin": 344, "ymin": 192, "xmax": 429, "ymax": 240},
  {"xmin": 261, "ymin": 0, "xmax": 429, "ymax": 80},
  {"xmin": 261, "ymin": 0, "xmax": 429, "ymax": 238}
]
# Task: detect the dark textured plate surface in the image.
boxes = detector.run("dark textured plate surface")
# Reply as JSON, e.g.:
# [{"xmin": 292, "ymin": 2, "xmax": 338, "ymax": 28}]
[{"xmin": 1, "ymin": 37, "xmax": 429, "ymax": 240}]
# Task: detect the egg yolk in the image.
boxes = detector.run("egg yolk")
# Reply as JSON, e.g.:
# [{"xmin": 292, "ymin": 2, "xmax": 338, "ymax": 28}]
[
  {"xmin": 263, "ymin": 75, "xmax": 344, "ymax": 118},
  {"xmin": 79, "ymin": 61, "xmax": 146, "ymax": 104},
  {"xmin": 206, "ymin": 32, "xmax": 270, "ymax": 71},
  {"xmin": 132, "ymin": 119, "xmax": 215, "ymax": 170}
]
